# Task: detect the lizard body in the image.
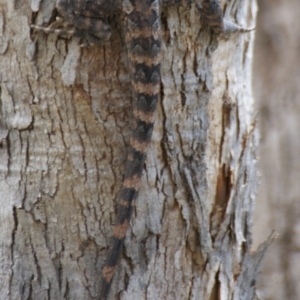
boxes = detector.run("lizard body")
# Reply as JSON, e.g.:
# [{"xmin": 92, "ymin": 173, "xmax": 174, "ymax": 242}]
[
  {"xmin": 99, "ymin": 0, "xmax": 162, "ymax": 298},
  {"xmin": 31, "ymin": 1, "xmax": 252, "ymax": 298}
]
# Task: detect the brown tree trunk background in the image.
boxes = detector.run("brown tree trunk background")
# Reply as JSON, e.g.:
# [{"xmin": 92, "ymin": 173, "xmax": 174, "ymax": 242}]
[
  {"xmin": 253, "ymin": 0, "xmax": 300, "ymax": 299},
  {"xmin": 0, "ymin": 0, "xmax": 269, "ymax": 299}
]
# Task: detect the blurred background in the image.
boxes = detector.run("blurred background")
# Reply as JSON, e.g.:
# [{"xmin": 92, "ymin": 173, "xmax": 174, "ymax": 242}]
[{"xmin": 253, "ymin": 0, "xmax": 300, "ymax": 299}]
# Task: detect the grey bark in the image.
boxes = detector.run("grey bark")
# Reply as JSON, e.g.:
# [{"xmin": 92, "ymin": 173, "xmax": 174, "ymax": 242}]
[
  {"xmin": 253, "ymin": 1, "xmax": 300, "ymax": 299},
  {"xmin": 0, "ymin": 0, "xmax": 266, "ymax": 299}
]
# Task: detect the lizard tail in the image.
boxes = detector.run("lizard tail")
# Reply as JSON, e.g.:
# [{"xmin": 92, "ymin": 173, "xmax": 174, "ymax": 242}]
[{"xmin": 99, "ymin": 0, "xmax": 162, "ymax": 298}]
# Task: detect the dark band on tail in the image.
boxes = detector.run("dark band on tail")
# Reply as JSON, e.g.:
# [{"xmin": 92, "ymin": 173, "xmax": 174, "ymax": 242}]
[{"xmin": 201, "ymin": 0, "xmax": 224, "ymax": 33}]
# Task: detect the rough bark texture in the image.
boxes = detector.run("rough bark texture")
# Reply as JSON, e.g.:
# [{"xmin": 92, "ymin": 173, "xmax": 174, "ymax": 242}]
[
  {"xmin": 253, "ymin": 1, "xmax": 300, "ymax": 299},
  {"xmin": 0, "ymin": 0, "xmax": 265, "ymax": 299}
]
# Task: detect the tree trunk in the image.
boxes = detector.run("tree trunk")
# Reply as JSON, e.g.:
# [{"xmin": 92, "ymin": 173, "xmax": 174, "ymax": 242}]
[
  {"xmin": 253, "ymin": 1, "xmax": 300, "ymax": 299},
  {"xmin": 0, "ymin": 0, "xmax": 268, "ymax": 299}
]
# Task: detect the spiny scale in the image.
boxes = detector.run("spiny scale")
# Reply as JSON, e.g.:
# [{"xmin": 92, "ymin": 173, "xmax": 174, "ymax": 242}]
[{"xmin": 99, "ymin": 0, "xmax": 162, "ymax": 298}]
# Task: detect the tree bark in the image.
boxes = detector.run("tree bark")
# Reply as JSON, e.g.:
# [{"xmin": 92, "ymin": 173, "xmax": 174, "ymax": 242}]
[{"xmin": 0, "ymin": 0, "xmax": 267, "ymax": 299}]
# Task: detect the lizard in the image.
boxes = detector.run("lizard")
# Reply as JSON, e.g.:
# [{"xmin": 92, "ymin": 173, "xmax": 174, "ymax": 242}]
[{"xmin": 31, "ymin": 0, "xmax": 253, "ymax": 298}]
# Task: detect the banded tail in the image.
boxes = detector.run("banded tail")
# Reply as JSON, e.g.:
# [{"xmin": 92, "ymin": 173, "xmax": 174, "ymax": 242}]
[{"xmin": 99, "ymin": 0, "xmax": 162, "ymax": 298}]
